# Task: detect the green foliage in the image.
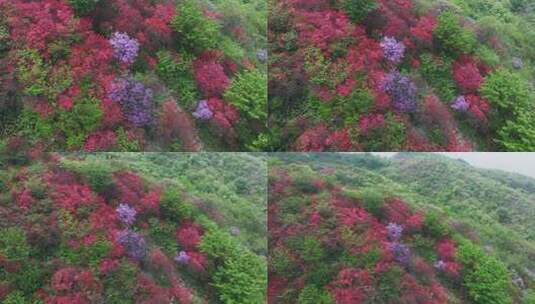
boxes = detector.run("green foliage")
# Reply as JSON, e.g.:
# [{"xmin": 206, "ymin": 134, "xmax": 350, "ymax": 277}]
[
  {"xmin": 7, "ymin": 261, "xmax": 45, "ymax": 296},
  {"xmin": 115, "ymin": 127, "xmax": 141, "ymax": 152},
  {"xmin": 58, "ymin": 97, "xmax": 102, "ymax": 149},
  {"xmin": 457, "ymin": 240, "xmax": 512, "ymax": 304},
  {"xmin": 171, "ymin": 0, "xmax": 220, "ymax": 54},
  {"xmin": 340, "ymin": 0, "xmax": 378, "ymax": 23},
  {"xmin": 424, "ymin": 211, "xmax": 450, "ymax": 238},
  {"xmin": 360, "ymin": 114, "xmax": 406, "ymax": 151},
  {"xmin": 148, "ymin": 218, "xmax": 178, "ymax": 255},
  {"xmin": 200, "ymin": 229, "xmax": 266, "ymax": 304},
  {"xmin": 419, "ymin": 53, "xmax": 457, "ymax": 102},
  {"xmin": 212, "ymin": 251, "xmax": 266, "ymax": 304},
  {"xmin": 155, "ymin": 50, "xmax": 198, "ymax": 109},
  {"xmin": 434, "ymin": 11, "xmax": 477, "ymax": 56},
  {"xmin": 59, "ymin": 238, "xmax": 111, "ymax": 268},
  {"xmin": 497, "ymin": 110, "xmax": 535, "ymax": 151},
  {"xmin": 270, "ymin": 247, "xmax": 298, "ymax": 276},
  {"xmin": 68, "ymin": 0, "xmax": 100, "ymax": 16},
  {"xmin": 298, "ymin": 285, "xmax": 334, "ymax": 304},
  {"xmin": 104, "ymin": 260, "xmax": 137, "ymax": 304},
  {"xmin": 299, "ymin": 237, "xmax": 325, "ymax": 263},
  {"xmin": 160, "ymin": 188, "xmax": 194, "ymax": 222},
  {"xmin": 16, "ymin": 49, "xmax": 72, "ymax": 100},
  {"xmin": 17, "ymin": 110, "xmax": 54, "ymax": 141},
  {"xmin": 0, "ymin": 227, "xmax": 30, "ymax": 261},
  {"xmin": 375, "ymin": 265, "xmax": 402, "ymax": 303},
  {"xmin": 524, "ymin": 290, "xmax": 535, "ymax": 304},
  {"xmin": 224, "ymin": 69, "xmax": 267, "ymax": 121},
  {"xmin": 62, "ymin": 160, "xmax": 113, "ymax": 193},
  {"xmin": 481, "ymin": 69, "xmax": 530, "ymax": 113},
  {"xmin": 356, "ymin": 188, "xmax": 385, "ymax": 217}
]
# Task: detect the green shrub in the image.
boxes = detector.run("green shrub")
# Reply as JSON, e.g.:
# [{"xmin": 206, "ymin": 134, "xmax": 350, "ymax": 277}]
[
  {"xmin": 148, "ymin": 218, "xmax": 178, "ymax": 255},
  {"xmin": 299, "ymin": 237, "xmax": 324, "ymax": 263},
  {"xmin": 160, "ymin": 188, "xmax": 194, "ymax": 221},
  {"xmin": 434, "ymin": 12, "xmax": 477, "ymax": 56},
  {"xmin": 212, "ymin": 250, "xmax": 267, "ymax": 304},
  {"xmin": 104, "ymin": 260, "xmax": 137, "ymax": 304},
  {"xmin": 116, "ymin": 127, "xmax": 141, "ymax": 152},
  {"xmin": 419, "ymin": 53, "xmax": 457, "ymax": 102},
  {"xmin": 361, "ymin": 113, "xmax": 406, "ymax": 151},
  {"xmin": 457, "ymin": 241, "xmax": 512, "ymax": 304},
  {"xmin": 481, "ymin": 69, "xmax": 530, "ymax": 113},
  {"xmin": 524, "ymin": 290, "xmax": 535, "ymax": 304},
  {"xmin": 8, "ymin": 261, "xmax": 45, "ymax": 296},
  {"xmin": 58, "ymin": 97, "xmax": 102, "ymax": 149},
  {"xmin": 424, "ymin": 211, "xmax": 450, "ymax": 238},
  {"xmin": 0, "ymin": 227, "xmax": 30, "ymax": 261},
  {"xmin": 270, "ymin": 247, "xmax": 298, "ymax": 276},
  {"xmin": 200, "ymin": 229, "xmax": 266, "ymax": 304},
  {"xmin": 298, "ymin": 285, "xmax": 334, "ymax": 304},
  {"xmin": 155, "ymin": 50, "xmax": 198, "ymax": 109},
  {"xmin": 497, "ymin": 110, "xmax": 535, "ymax": 151},
  {"xmin": 224, "ymin": 69, "xmax": 267, "ymax": 121},
  {"xmin": 17, "ymin": 110, "xmax": 54, "ymax": 142},
  {"xmin": 171, "ymin": 0, "xmax": 220, "ymax": 54},
  {"xmin": 357, "ymin": 188, "xmax": 385, "ymax": 217},
  {"xmin": 68, "ymin": 0, "xmax": 100, "ymax": 16},
  {"xmin": 62, "ymin": 161, "xmax": 113, "ymax": 194},
  {"xmin": 340, "ymin": 0, "xmax": 377, "ymax": 23}
]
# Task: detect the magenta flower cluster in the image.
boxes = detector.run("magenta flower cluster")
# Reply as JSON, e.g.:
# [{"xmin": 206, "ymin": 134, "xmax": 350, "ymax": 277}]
[
  {"xmin": 109, "ymin": 32, "xmax": 140, "ymax": 65},
  {"xmin": 381, "ymin": 71, "xmax": 418, "ymax": 113},
  {"xmin": 116, "ymin": 203, "xmax": 137, "ymax": 226},
  {"xmin": 192, "ymin": 100, "xmax": 213, "ymax": 120},
  {"xmin": 451, "ymin": 95, "xmax": 470, "ymax": 112},
  {"xmin": 108, "ymin": 77, "xmax": 153, "ymax": 127},
  {"xmin": 381, "ymin": 37, "xmax": 405, "ymax": 64}
]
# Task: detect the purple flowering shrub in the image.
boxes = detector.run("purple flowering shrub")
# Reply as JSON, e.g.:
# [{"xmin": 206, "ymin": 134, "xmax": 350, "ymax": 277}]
[
  {"xmin": 386, "ymin": 222, "xmax": 403, "ymax": 241},
  {"xmin": 109, "ymin": 32, "xmax": 140, "ymax": 65},
  {"xmin": 381, "ymin": 71, "xmax": 418, "ymax": 113},
  {"xmin": 381, "ymin": 37, "xmax": 405, "ymax": 64},
  {"xmin": 117, "ymin": 229, "xmax": 147, "ymax": 260},
  {"xmin": 451, "ymin": 96, "xmax": 469, "ymax": 112},
  {"xmin": 108, "ymin": 77, "xmax": 154, "ymax": 127},
  {"xmin": 192, "ymin": 100, "xmax": 213, "ymax": 120},
  {"xmin": 116, "ymin": 203, "xmax": 137, "ymax": 225}
]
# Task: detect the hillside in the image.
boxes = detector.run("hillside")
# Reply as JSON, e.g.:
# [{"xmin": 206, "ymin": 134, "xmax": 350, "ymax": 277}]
[
  {"xmin": 269, "ymin": 153, "xmax": 535, "ymax": 303},
  {"xmin": 268, "ymin": 0, "xmax": 535, "ymax": 151},
  {"xmin": 0, "ymin": 0, "xmax": 267, "ymax": 152},
  {"xmin": 0, "ymin": 151, "xmax": 267, "ymax": 303}
]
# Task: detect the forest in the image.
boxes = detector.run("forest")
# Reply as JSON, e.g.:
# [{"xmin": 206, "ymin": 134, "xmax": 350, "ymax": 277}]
[
  {"xmin": 268, "ymin": 0, "xmax": 535, "ymax": 151},
  {"xmin": 0, "ymin": 149, "xmax": 267, "ymax": 303},
  {"xmin": 268, "ymin": 153, "xmax": 535, "ymax": 303},
  {"xmin": 0, "ymin": 0, "xmax": 267, "ymax": 152}
]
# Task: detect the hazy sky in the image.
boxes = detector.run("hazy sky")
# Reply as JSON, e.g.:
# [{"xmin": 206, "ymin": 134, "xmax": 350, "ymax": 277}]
[{"xmin": 372, "ymin": 153, "xmax": 535, "ymax": 179}]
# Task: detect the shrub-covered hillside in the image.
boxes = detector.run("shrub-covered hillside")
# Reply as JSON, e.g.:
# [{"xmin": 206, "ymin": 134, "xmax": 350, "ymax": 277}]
[
  {"xmin": 268, "ymin": 153, "xmax": 535, "ymax": 303},
  {"xmin": 268, "ymin": 0, "xmax": 535, "ymax": 151},
  {"xmin": 0, "ymin": 0, "xmax": 267, "ymax": 152},
  {"xmin": 0, "ymin": 151, "xmax": 267, "ymax": 303}
]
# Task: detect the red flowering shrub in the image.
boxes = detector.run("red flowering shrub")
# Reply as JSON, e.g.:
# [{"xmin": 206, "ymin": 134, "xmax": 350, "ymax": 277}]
[
  {"xmin": 437, "ymin": 239, "xmax": 456, "ymax": 260},
  {"xmin": 410, "ymin": 15, "xmax": 437, "ymax": 44},
  {"xmin": 176, "ymin": 224, "xmax": 203, "ymax": 250},
  {"xmin": 158, "ymin": 100, "xmax": 201, "ymax": 151},
  {"xmin": 51, "ymin": 183, "xmax": 94, "ymax": 213},
  {"xmin": 293, "ymin": 125, "xmax": 330, "ymax": 152},
  {"xmin": 193, "ymin": 58, "xmax": 230, "ymax": 97},
  {"xmin": 207, "ymin": 97, "xmax": 240, "ymax": 130},
  {"xmin": 84, "ymin": 131, "xmax": 117, "ymax": 152},
  {"xmin": 453, "ymin": 58, "xmax": 483, "ymax": 93},
  {"xmin": 328, "ymin": 269, "xmax": 372, "ymax": 304}
]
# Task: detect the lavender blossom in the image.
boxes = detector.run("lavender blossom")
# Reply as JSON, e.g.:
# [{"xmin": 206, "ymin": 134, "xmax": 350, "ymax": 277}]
[
  {"xmin": 116, "ymin": 203, "xmax": 137, "ymax": 226},
  {"xmin": 451, "ymin": 95, "xmax": 469, "ymax": 112},
  {"xmin": 389, "ymin": 242, "xmax": 411, "ymax": 266},
  {"xmin": 116, "ymin": 229, "xmax": 147, "ymax": 261},
  {"xmin": 381, "ymin": 37, "xmax": 405, "ymax": 64},
  {"xmin": 229, "ymin": 226, "xmax": 241, "ymax": 236},
  {"xmin": 108, "ymin": 77, "xmax": 153, "ymax": 126},
  {"xmin": 174, "ymin": 251, "xmax": 190, "ymax": 264},
  {"xmin": 386, "ymin": 223, "xmax": 403, "ymax": 241},
  {"xmin": 192, "ymin": 100, "xmax": 213, "ymax": 120},
  {"xmin": 381, "ymin": 71, "xmax": 418, "ymax": 112},
  {"xmin": 256, "ymin": 49, "xmax": 268, "ymax": 63},
  {"xmin": 109, "ymin": 32, "xmax": 140, "ymax": 65},
  {"xmin": 434, "ymin": 260, "xmax": 446, "ymax": 271},
  {"xmin": 512, "ymin": 57, "xmax": 524, "ymax": 70}
]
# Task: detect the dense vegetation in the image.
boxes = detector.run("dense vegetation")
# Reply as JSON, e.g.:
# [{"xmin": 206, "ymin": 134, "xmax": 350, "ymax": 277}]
[
  {"xmin": 268, "ymin": 153, "xmax": 535, "ymax": 303},
  {"xmin": 0, "ymin": 0, "xmax": 267, "ymax": 152},
  {"xmin": 268, "ymin": 0, "xmax": 535, "ymax": 151},
  {"xmin": 0, "ymin": 150, "xmax": 267, "ymax": 303}
]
